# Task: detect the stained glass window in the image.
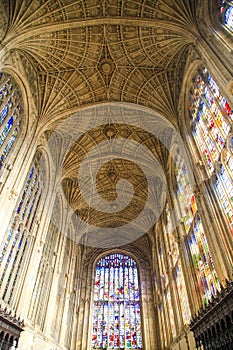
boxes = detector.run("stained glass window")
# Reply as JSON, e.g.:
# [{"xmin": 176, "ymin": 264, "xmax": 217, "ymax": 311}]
[
  {"xmin": 0, "ymin": 164, "xmax": 42, "ymax": 304},
  {"xmin": 217, "ymin": 1, "xmax": 233, "ymax": 31},
  {"xmin": 0, "ymin": 72, "xmax": 23, "ymax": 170},
  {"xmin": 91, "ymin": 253, "xmax": 142, "ymax": 349},
  {"xmin": 174, "ymin": 149, "xmax": 220, "ymax": 305},
  {"xmin": 189, "ymin": 67, "xmax": 233, "ymax": 235}
]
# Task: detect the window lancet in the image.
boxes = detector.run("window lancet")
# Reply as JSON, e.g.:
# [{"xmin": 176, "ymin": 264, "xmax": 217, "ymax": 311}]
[
  {"xmin": 91, "ymin": 253, "xmax": 143, "ymax": 349},
  {"xmin": 0, "ymin": 72, "xmax": 23, "ymax": 171}
]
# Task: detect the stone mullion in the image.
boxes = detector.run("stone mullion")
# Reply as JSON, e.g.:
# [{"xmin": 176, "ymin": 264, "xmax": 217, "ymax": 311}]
[
  {"xmin": 40, "ymin": 266, "xmax": 54, "ymax": 330},
  {"xmin": 162, "ymin": 283, "xmax": 173, "ymax": 344},
  {"xmin": 22, "ymin": 174, "xmax": 39, "ymax": 231},
  {"xmin": 54, "ymin": 278, "xmax": 67, "ymax": 340},
  {"xmin": 160, "ymin": 217, "xmax": 181, "ymax": 339},
  {"xmin": 0, "ymin": 224, "xmax": 23, "ymax": 299},
  {"xmin": 0, "ymin": 215, "xmax": 19, "ymax": 280},
  {"xmin": 43, "ymin": 232, "xmax": 64, "ymax": 337},
  {"xmin": 56, "ymin": 288, "xmax": 66, "ymax": 341},
  {"xmin": 159, "ymin": 301, "xmax": 167, "ymax": 349},
  {"xmin": 70, "ymin": 250, "xmax": 82, "ymax": 350},
  {"xmin": 177, "ymin": 225, "xmax": 201, "ymax": 316},
  {"xmin": 166, "ymin": 187, "xmax": 202, "ymax": 316},
  {"xmin": 70, "ymin": 303, "xmax": 78, "ymax": 350},
  {"xmin": 171, "ymin": 260, "xmax": 184, "ymax": 331},
  {"xmin": 151, "ymin": 230, "xmax": 167, "ymax": 349},
  {"xmin": 64, "ymin": 292, "xmax": 76, "ymax": 350},
  {"xmin": 156, "ymin": 226, "xmax": 173, "ymax": 344},
  {"xmin": 76, "ymin": 257, "xmax": 91, "ymax": 350},
  {"xmin": 11, "ymin": 232, "xmax": 35, "ymax": 310},
  {"xmin": 4, "ymin": 227, "xmax": 29, "ymax": 306},
  {"xmin": 16, "ymin": 198, "xmax": 56, "ymax": 320},
  {"xmin": 59, "ymin": 250, "xmax": 76, "ymax": 347},
  {"xmin": 27, "ymin": 257, "xmax": 44, "ymax": 322},
  {"xmin": 155, "ymin": 226, "xmax": 170, "ymax": 347},
  {"xmin": 55, "ymin": 239, "xmax": 71, "ymax": 339},
  {"xmin": 81, "ymin": 261, "xmax": 93, "ymax": 350},
  {"xmin": 183, "ymin": 232, "xmax": 205, "ymax": 314},
  {"xmin": 163, "ymin": 213, "xmax": 185, "ymax": 332}
]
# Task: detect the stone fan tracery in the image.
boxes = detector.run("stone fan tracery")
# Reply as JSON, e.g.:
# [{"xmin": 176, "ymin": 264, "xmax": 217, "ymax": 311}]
[
  {"xmin": 1, "ymin": 0, "xmax": 197, "ymax": 124},
  {"xmin": 0, "ymin": 0, "xmax": 198, "ymax": 236}
]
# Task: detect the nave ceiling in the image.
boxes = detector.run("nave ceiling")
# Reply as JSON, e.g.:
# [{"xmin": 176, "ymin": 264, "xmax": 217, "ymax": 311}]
[{"xmin": 0, "ymin": 0, "xmax": 199, "ymax": 237}]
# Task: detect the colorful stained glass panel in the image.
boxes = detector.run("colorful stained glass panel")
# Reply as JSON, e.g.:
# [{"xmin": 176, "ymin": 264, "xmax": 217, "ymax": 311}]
[{"xmin": 92, "ymin": 254, "xmax": 142, "ymax": 349}]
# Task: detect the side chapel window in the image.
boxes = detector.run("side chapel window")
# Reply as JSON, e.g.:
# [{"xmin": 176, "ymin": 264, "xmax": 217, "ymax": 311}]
[
  {"xmin": 189, "ymin": 67, "xmax": 233, "ymax": 237},
  {"xmin": 91, "ymin": 253, "xmax": 143, "ymax": 349}
]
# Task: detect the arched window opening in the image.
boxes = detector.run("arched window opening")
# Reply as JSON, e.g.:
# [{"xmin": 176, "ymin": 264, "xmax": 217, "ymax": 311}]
[
  {"xmin": 189, "ymin": 67, "xmax": 233, "ymax": 236},
  {"xmin": 174, "ymin": 150, "xmax": 220, "ymax": 304},
  {"xmin": 0, "ymin": 72, "xmax": 23, "ymax": 171},
  {"xmin": 0, "ymin": 159, "xmax": 43, "ymax": 305},
  {"xmin": 91, "ymin": 253, "xmax": 143, "ymax": 349},
  {"xmin": 217, "ymin": 1, "xmax": 233, "ymax": 31}
]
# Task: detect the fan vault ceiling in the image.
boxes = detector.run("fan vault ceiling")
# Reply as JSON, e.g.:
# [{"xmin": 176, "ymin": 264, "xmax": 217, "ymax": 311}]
[{"xmin": 0, "ymin": 0, "xmax": 198, "ymax": 237}]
